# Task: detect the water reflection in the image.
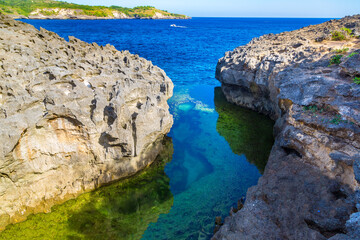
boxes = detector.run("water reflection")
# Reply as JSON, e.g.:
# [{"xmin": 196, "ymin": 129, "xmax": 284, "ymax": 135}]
[
  {"xmin": 0, "ymin": 137, "xmax": 174, "ymax": 240},
  {"xmin": 214, "ymin": 87, "xmax": 274, "ymax": 173}
]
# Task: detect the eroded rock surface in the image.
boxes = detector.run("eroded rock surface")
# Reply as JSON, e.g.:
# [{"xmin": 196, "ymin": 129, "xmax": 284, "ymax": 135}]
[
  {"xmin": 214, "ymin": 15, "xmax": 360, "ymax": 239},
  {"xmin": 0, "ymin": 15, "xmax": 173, "ymax": 230}
]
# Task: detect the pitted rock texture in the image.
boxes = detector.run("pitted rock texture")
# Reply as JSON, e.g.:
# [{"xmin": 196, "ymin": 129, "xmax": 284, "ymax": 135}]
[
  {"xmin": 214, "ymin": 15, "xmax": 360, "ymax": 239},
  {"xmin": 0, "ymin": 15, "xmax": 173, "ymax": 230}
]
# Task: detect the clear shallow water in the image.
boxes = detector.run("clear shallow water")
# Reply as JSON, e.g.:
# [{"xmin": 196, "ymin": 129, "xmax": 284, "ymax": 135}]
[
  {"xmin": 0, "ymin": 17, "xmax": 330, "ymax": 239},
  {"xmin": 142, "ymin": 86, "xmax": 274, "ymax": 240}
]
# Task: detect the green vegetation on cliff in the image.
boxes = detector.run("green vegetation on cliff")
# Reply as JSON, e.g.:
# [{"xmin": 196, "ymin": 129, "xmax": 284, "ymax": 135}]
[
  {"xmin": 0, "ymin": 0, "xmax": 189, "ymax": 18},
  {"xmin": 354, "ymin": 77, "xmax": 360, "ymax": 84}
]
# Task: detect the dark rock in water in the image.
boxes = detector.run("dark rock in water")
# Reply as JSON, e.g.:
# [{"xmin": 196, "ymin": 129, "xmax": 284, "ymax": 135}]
[
  {"xmin": 237, "ymin": 200, "xmax": 244, "ymax": 211},
  {"xmin": 213, "ymin": 15, "xmax": 360, "ymax": 240},
  {"xmin": 215, "ymin": 216, "xmax": 223, "ymax": 225},
  {"xmin": 214, "ymin": 225, "xmax": 221, "ymax": 234},
  {"xmin": 214, "ymin": 216, "xmax": 224, "ymax": 234}
]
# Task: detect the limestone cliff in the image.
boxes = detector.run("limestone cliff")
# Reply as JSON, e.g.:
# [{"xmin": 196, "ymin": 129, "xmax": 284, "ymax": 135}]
[
  {"xmin": 0, "ymin": 15, "xmax": 173, "ymax": 230},
  {"xmin": 214, "ymin": 15, "xmax": 360, "ymax": 239}
]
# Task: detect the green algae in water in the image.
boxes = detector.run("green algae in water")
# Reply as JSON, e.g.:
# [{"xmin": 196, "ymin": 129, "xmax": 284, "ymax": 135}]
[
  {"xmin": 214, "ymin": 87, "xmax": 274, "ymax": 173},
  {"xmin": 0, "ymin": 137, "xmax": 174, "ymax": 240}
]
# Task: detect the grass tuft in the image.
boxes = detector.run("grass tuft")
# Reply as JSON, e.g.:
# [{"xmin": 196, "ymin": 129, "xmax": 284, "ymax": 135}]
[
  {"xmin": 333, "ymin": 48, "xmax": 349, "ymax": 54},
  {"xmin": 328, "ymin": 54, "xmax": 343, "ymax": 66},
  {"xmin": 353, "ymin": 77, "xmax": 360, "ymax": 84}
]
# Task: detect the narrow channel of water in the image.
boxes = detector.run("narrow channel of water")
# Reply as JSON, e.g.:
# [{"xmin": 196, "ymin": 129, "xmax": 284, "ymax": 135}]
[
  {"xmin": 0, "ymin": 17, "xmax": 330, "ymax": 239},
  {"xmin": 0, "ymin": 85, "xmax": 274, "ymax": 240},
  {"xmin": 142, "ymin": 85, "xmax": 274, "ymax": 240}
]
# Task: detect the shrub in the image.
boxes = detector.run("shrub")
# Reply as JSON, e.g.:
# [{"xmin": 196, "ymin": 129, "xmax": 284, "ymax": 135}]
[
  {"xmin": 3, "ymin": 8, "xmax": 13, "ymax": 14},
  {"xmin": 341, "ymin": 27, "xmax": 352, "ymax": 35},
  {"xmin": 83, "ymin": 10, "xmax": 108, "ymax": 17},
  {"xmin": 348, "ymin": 52, "xmax": 359, "ymax": 58},
  {"xmin": 40, "ymin": 10, "xmax": 56, "ymax": 16},
  {"xmin": 354, "ymin": 77, "xmax": 360, "ymax": 84},
  {"xmin": 333, "ymin": 48, "xmax": 349, "ymax": 53},
  {"xmin": 303, "ymin": 105, "xmax": 318, "ymax": 113},
  {"xmin": 331, "ymin": 114, "xmax": 342, "ymax": 125},
  {"xmin": 329, "ymin": 55, "xmax": 343, "ymax": 66},
  {"xmin": 133, "ymin": 6, "xmax": 154, "ymax": 10},
  {"xmin": 331, "ymin": 31, "xmax": 346, "ymax": 41}
]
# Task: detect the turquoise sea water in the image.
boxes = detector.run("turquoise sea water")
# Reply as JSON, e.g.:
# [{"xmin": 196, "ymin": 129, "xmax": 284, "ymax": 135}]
[
  {"xmin": 0, "ymin": 18, "xmax": 331, "ymax": 239},
  {"xmin": 142, "ymin": 86, "xmax": 274, "ymax": 240}
]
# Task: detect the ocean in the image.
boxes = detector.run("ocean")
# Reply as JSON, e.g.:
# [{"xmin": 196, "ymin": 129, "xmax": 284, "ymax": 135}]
[{"xmin": 1, "ymin": 17, "xmax": 330, "ymax": 240}]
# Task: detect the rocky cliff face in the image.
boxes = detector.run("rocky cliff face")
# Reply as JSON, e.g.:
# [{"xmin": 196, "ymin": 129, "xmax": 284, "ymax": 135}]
[
  {"xmin": 0, "ymin": 15, "xmax": 173, "ymax": 230},
  {"xmin": 214, "ymin": 15, "xmax": 360, "ymax": 239}
]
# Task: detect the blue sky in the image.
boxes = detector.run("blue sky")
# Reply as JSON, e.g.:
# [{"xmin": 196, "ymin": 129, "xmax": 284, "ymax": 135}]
[{"xmin": 64, "ymin": 0, "xmax": 360, "ymax": 17}]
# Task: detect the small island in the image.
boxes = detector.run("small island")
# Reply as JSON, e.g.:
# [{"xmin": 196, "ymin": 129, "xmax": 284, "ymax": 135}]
[{"xmin": 0, "ymin": 0, "xmax": 190, "ymax": 19}]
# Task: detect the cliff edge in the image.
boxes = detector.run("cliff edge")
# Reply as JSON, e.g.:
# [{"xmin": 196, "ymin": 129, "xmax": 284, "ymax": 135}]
[
  {"xmin": 0, "ymin": 15, "xmax": 173, "ymax": 230},
  {"xmin": 214, "ymin": 15, "xmax": 360, "ymax": 239}
]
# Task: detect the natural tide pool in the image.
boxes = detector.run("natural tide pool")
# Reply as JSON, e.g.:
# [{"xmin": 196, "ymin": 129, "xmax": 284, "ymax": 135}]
[
  {"xmin": 0, "ymin": 86, "xmax": 274, "ymax": 240},
  {"xmin": 0, "ymin": 17, "xmax": 330, "ymax": 239}
]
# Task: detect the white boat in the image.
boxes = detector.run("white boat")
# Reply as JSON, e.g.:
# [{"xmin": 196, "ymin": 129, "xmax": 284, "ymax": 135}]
[{"xmin": 170, "ymin": 24, "xmax": 187, "ymax": 28}]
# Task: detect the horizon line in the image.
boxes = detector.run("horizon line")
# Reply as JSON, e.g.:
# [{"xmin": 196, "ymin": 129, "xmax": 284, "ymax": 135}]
[{"xmin": 188, "ymin": 16, "xmax": 338, "ymax": 18}]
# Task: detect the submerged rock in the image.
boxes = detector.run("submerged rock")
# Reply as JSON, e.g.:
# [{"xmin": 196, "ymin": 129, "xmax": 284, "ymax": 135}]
[
  {"xmin": 0, "ymin": 15, "xmax": 173, "ymax": 230},
  {"xmin": 214, "ymin": 15, "xmax": 360, "ymax": 239}
]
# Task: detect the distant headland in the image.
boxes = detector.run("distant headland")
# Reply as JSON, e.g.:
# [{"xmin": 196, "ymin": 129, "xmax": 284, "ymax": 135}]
[{"xmin": 0, "ymin": 0, "xmax": 191, "ymax": 20}]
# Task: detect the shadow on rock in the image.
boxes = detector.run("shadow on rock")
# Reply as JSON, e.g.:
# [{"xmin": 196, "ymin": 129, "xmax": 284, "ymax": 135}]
[{"xmin": 213, "ymin": 145, "xmax": 358, "ymax": 240}]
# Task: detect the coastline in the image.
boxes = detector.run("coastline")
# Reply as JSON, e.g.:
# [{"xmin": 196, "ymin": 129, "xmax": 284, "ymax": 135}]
[
  {"xmin": 213, "ymin": 15, "xmax": 360, "ymax": 239},
  {"xmin": 11, "ymin": 15, "xmax": 191, "ymax": 20}
]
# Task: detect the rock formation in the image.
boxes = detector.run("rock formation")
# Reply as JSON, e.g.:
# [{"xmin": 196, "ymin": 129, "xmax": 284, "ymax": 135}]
[
  {"xmin": 0, "ymin": 15, "xmax": 173, "ymax": 230},
  {"xmin": 214, "ymin": 15, "xmax": 360, "ymax": 239}
]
